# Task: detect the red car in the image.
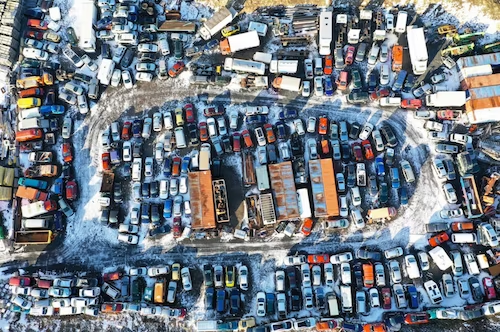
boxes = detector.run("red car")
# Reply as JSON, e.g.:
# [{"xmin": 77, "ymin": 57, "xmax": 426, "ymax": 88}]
[
  {"xmin": 102, "ymin": 153, "xmax": 111, "ymax": 171},
  {"xmin": 121, "ymin": 121, "xmax": 131, "ymax": 140},
  {"xmin": 101, "ymin": 302, "xmax": 124, "ymax": 313},
  {"xmin": 381, "ymin": 287, "xmax": 391, "ymax": 309},
  {"xmin": 428, "ymin": 231, "xmax": 449, "ymax": 247},
  {"xmin": 307, "ymin": 254, "xmax": 330, "ymax": 264},
  {"xmin": 300, "ymin": 218, "xmax": 313, "ymax": 236},
  {"xmin": 362, "ymin": 140, "xmax": 374, "ymax": 160},
  {"xmin": 324, "ymin": 55, "xmax": 333, "ymax": 75},
  {"xmin": 203, "ymin": 106, "xmax": 225, "ymax": 117},
  {"xmin": 173, "ymin": 217, "xmax": 182, "ymax": 238},
  {"xmin": 184, "ymin": 103, "xmax": 195, "ymax": 123},
  {"xmin": 483, "ymin": 277, "xmax": 497, "ymax": 300},
  {"xmin": 168, "ymin": 61, "xmax": 185, "ymax": 78},
  {"xmin": 242, "ymin": 129, "xmax": 253, "ymax": 148},
  {"xmin": 352, "ymin": 142, "xmax": 363, "ymax": 162},
  {"xmin": 36, "ymin": 279, "xmax": 52, "ymax": 289},
  {"xmin": 199, "ymin": 122, "xmax": 209, "ymax": 142},
  {"xmin": 65, "ymin": 180, "xmax": 78, "ymax": 201},
  {"xmin": 62, "ymin": 142, "xmax": 73, "ymax": 163},
  {"xmin": 25, "ymin": 30, "xmax": 44, "ymax": 40},
  {"xmin": 9, "ymin": 276, "xmax": 31, "ymax": 287},
  {"xmin": 401, "ymin": 99, "xmax": 422, "ymax": 109},
  {"xmin": 404, "ymin": 313, "xmax": 429, "ymax": 325},
  {"xmin": 264, "ymin": 124, "xmax": 276, "ymax": 143},
  {"xmin": 27, "ymin": 19, "xmax": 48, "ymax": 30},
  {"xmin": 369, "ymin": 88, "xmax": 390, "ymax": 101},
  {"xmin": 103, "ymin": 271, "xmax": 122, "ymax": 282},
  {"xmin": 318, "ymin": 117, "xmax": 328, "ymax": 135},
  {"xmin": 172, "ymin": 156, "xmax": 181, "ymax": 177},
  {"xmin": 232, "ymin": 132, "xmax": 241, "ymax": 152},
  {"xmin": 345, "ymin": 46, "xmax": 355, "ymax": 65},
  {"xmin": 19, "ymin": 87, "xmax": 44, "ymax": 98}
]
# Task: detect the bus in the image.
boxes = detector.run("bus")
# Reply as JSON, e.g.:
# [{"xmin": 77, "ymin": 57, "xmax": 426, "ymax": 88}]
[
  {"xmin": 395, "ymin": 11, "xmax": 408, "ymax": 33},
  {"xmin": 223, "ymin": 58, "xmax": 266, "ymax": 75},
  {"xmin": 318, "ymin": 11, "xmax": 333, "ymax": 55}
]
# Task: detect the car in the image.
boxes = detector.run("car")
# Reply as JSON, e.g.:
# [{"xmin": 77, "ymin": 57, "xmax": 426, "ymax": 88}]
[
  {"xmin": 303, "ymin": 287, "xmax": 314, "ymax": 310},
  {"xmin": 356, "ymin": 248, "xmax": 382, "ymax": 261},
  {"xmin": 314, "ymin": 76, "xmax": 324, "ymax": 96},
  {"xmin": 380, "ymin": 125, "xmax": 398, "ymax": 147},
  {"xmin": 389, "ymin": 260, "xmax": 402, "ymax": 283},
  {"xmin": 284, "ymin": 255, "xmax": 307, "ymax": 266},
  {"xmin": 369, "ymin": 288, "xmax": 380, "ymax": 308},
  {"xmin": 307, "ymin": 139, "xmax": 318, "ymax": 160},
  {"xmin": 352, "ymin": 142, "xmax": 363, "ymax": 162},
  {"xmin": 330, "ymin": 252, "xmax": 353, "ymax": 264},
  {"xmin": 417, "ymin": 252, "xmax": 430, "ymax": 271},
  {"xmin": 442, "ymin": 183, "xmax": 458, "ymax": 203},
  {"xmin": 405, "ymin": 313, "xmax": 429, "ymax": 325},
  {"xmin": 256, "ymin": 291, "xmax": 266, "ymax": 317},
  {"xmin": 356, "ymin": 290, "xmax": 368, "ymax": 315},
  {"xmin": 482, "ymin": 302, "xmax": 500, "ymax": 316},
  {"xmin": 293, "ymin": 119, "xmax": 305, "ymax": 135},
  {"xmin": 168, "ymin": 61, "xmax": 185, "ymax": 77},
  {"xmin": 442, "ymin": 273, "xmax": 455, "ymax": 297},
  {"xmin": 392, "ymin": 284, "xmax": 407, "ymax": 309},
  {"xmin": 225, "ymin": 266, "xmax": 236, "ymax": 288},
  {"xmin": 301, "ymin": 263, "xmax": 312, "ymax": 287},
  {"xmin": 483, "ymin": 277, "xmax": 497, "ymax": 300},
  {"xmin": 180, "ymin": 267, "xmax": 192, "ymax": 291},
  {"xmin": 429, "ymin": 231, "xmax": 450, "ymax": 247},
  {"xmin": 424, "ymin": 280, "xmax": 444, "ymax": 304},
  {"xmin": 148, "ymin": 266, "xmax": 170, "ymax": 277}
]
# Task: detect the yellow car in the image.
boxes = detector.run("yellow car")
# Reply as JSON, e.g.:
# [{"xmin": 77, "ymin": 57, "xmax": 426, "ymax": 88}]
[
  {"xmin": 17, "ymin": 97, "xmax": 41, "ymax": 109},
  {"xmin": 174, "ymin": 108, "xmax": 184, "ymax": 126},
  {"xmin": 225, "ymin": 265, "xmax": 236, "ymax": 288},
  {"xmin": 221, "ymin": 24, "xmax": 240, "ymax": 37},
  {"xmin": 171, "ymin": 263, "xmax": 181, "ymax": 281}
]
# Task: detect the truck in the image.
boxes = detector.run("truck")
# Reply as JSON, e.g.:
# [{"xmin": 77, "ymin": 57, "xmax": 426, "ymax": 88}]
[
  {"xmin": 76, "ymin": 0, "xmax": 97, "ymax": 52},
  {"xmin": 308, "ymin": 159, "xmax": 339, "ymax": 218},
  {"xmin": 196, "ymin": 320, "xmax": 218, "ymax": 332},
  {"xmin": 18, "ymin": 118, "xmax": 50, "ymax": 130},
  {"xmin": 366, "ymin": 207, "xmax": 397, "ymax": 223},
  {"xmin": 14, "ymin": 230, "xmax": 53, "ymax": 245},
  {"xmin": 460, "ymin": 175, "xmax": 484, "ymax": 219},
  {"xmin": 16, "ymin": 73, "xmax": 54, "ymax": 89},
  {"xmin": 97, "ymin": 59, "xmax": 115, "ymax": 85},
  {"xmin": 407, "ymin": 26, "xmax": 428, "ymax": 75},
  {"xmin": 272, "ymin": 76, "xmax": 302, "ymax": 92},
  {"xmin": 425, "ymin": 91, "xmax": 466, "ymax": 107},
  {"xmin": 256, "ymin": 165, "xmax": 270, "ymax": 191},
  {"xmin": 21, "ymin": 200, "xmax": 57, "ymax": 218},
  {"xmin": 99, "ymin": 172, "xmax": 115, "ymax": 207},
  {"xmin": 18, "ymin": 177, "xmax": 48, "ymax": 190},
  {"xmin": 260, "ymin": 193, "xmax": 277, "ymax": 226},
  {"xmin": 373, "ymin": 10, "xmax": 386, "ymax": 41},
  {"xmin": 15, "ymin": 129, "xmax": 43, "ymax": 142},
  {"xmin": 15, "ymin": 186, "xmax": 48, "ymax": 201},
  {"xmin": 189, "ymin": 171, "xmax": 216, "ymax": 229},
  {"xmin": 220, "ymin": 30, "xmax": 260, "ymax": 55},
  {"xmin": 24, "ymin": 165, "xmax": 58, "ymax": 178},
  {"xmin": 198, "ymin": 7, "xmax": 238, "ymax": 40},
  {"xmin": 269, "ymin": 60, "xmax": 299, "ymax": 74},
  {"xmin": 240, "ymin": 75, "xmax": 268, "ymax": 89},
  {"xmin": 223, "ymin": 58, "xmax": 266, "ymax": 75},
  {"xmin": 28, "ymin": 152, "xmax": 53, "ymax": 164},
  {"xmin": 318, "ymin": 11, "xmax": 333, "ymax": 55},
  {"xmin": 213, "ymin": 179, "xmax": 229, "ymax": 223}
]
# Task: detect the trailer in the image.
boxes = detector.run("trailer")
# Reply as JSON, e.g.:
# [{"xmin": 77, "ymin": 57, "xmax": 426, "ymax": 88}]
[
  {"xmin": 76, "ymin": 0, "xmax": 97, "ymax": 52},
  {"xmin": 272, "ymin": 76, "xmax": 302, "ymax": 92},
  {"xmin": 15, "ymin": 186, "xmax": 48, "ymax": 201},
  {"xmin": 213, "ymin": 179, "xmax": 229, "ymax": 223},
  {"xmin": 198, "ymin": 7, "xmax": 238, "ymax": 40},
  {"xmin": 425, "ymin": 91, "xmax": 466, "ymax": 107},
  {"xmin": 268, "ymin": 162, "xmax": 299, "ymax": 221},
  {"xmin": 407, "ymin": 26, "xmax": 428, "ymax": 75},
  {"xmin": 0, "ymin": 167, "xmax": 14, "ymax": 187},
  {"xmin": 15, "ymin": 230, "xmax": 53, "ymax": 245},
  {"xmin": 243, "ymin": 151, "xmax": 256, "ymax": 187},
  {"xmin": 308, "ymin": 159, "xmax": 339, "ymax": 218},
  {"xmin": 158, "ymin": 21, "xmax": 196, "ymax": 33},
  {"xmin": 24, "ymin": 165, "xmax": 58, "ymax": 178},
  {"xmin": 367, "ymin": 207, "xmax": 397, "ymax": 223},
  {"xmin": 460, "ymin": 175, "xmax": 484, "ymax": 219},
  {"xmin": 220, "ymin": 30, "xmax": 260, "ymax": 55},
  {"xmin": 28, "ymin": 151, "xmax": 53, "ymax": 164},
  {"xmin": 373, "ymin": 10, "xmax": 386, "ymax": 41},
  {"xmin": 18, "ymin": 177, "xmax": 48, "ymax": 190},
  {"xmin": 18, "ymin": 118, "xmax": 50, "ymax": 131},
  {"xmin": 256, "ymin": 166, "xmax": 270, "ymax": 191},
  {"xmin": 189, "ymin": 171, "xmax": 216, "ymax": 229},
  {"xmin": 318, "ymin": 11, "xmax": 333, "ymax": 55},
  {"xmin": 97, "ymin": 59, "xmax": 115, "ymax": 86},
  {"xmin": 21, "ymin": 200, "xmax": 57, "ymax": 218},
  {"xmin": 99, "ymin": 172, "xmax": 115, "ymax": 207},
  {"xmin": 240, "ymin": 75, "xmax": 268, "ymax": 89},
  {"xmin": 260, "ymin": 193, "xmax": 277, "ymax": 226},
  {"xmin": 224, "ymin": 58, "xmax": 266, "ymax": 75},
  {"xmin": 269, "ymin": 60, "xmax": 299, "ymax": 74}
]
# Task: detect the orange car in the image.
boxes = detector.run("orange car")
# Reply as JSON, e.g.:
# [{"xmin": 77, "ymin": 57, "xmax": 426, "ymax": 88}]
[
  {"xmin": 300, "ymin": 218, "xmax": 313, "ymax": 236},
  {"xmin": 363, "ymin": 323, "xmax": 387, "ymax": 332},
  {"xmin": 317, "ymin": 319, "xmax": 340, "ymax": 331},
  {"xmin": 362, "ymin": 140, "xmax": 374, "ymax": 160},
  {"xmin": 321, "ymin": 139, "xmax": 330, "ymax": 155},
  {"xmin": 242, "ymin": 129, "xmax": 253, "ymax": 148},
  {"xmin": 27, "ymin": 19, "xmax": 48, "ymax": 30},
  {"xmin": 401, "ymin": 99, "xmax": 422, "ymax": 109},
  {"xmin": 168, "ymin": 61, "xmax": 185, "ymax": 78},
  {"xmin": 324, "ymin": 55, "xmax": 333, "ymax": 75},
  {"xmin": 102, "ymin": 153, "xmax": 111, "ymax": 171},
  {"xmin": 451, "ymin": 222, "xmax": 474, "ymax": 231},
  {"xmin": 428, "ymin": 231, "xmax": 449, "ymax": 247},
  {"xmin": 101, "ymin": 302, "xmax": 124, "ymax": 313},
  {"xmin": 62, "ymin": 143, "xmax": 73, "ymax": 163},
  {"xmin": 103, "ymin": 271, "xmax": 122, "ymax": 282},
  {"xmin": 404, "ymin": 313, "xmax": 429, "ymax": 325},
  {"xmin": 307, "ymin": 254, "xmax": 330, "ymax": 264},
  {"xmin": 19, "ymin": 87, "xmax": 44, "ymax": 98},
  {"xmin": 318, "ymin": 117, "xmax": 328, "ymax": 135},
  {"xmin": 199, "ymin": 122, "xmax": 209, "ymax": 142},
  {"xmin": 264, "ymin": 124, "xmax": 276, "ymax": 143}
]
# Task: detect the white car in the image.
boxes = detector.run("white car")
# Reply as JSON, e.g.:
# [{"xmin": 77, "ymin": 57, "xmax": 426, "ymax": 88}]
[
  {"xmin": 340, "ymin": 262, "xmax": 351, "ymax": 284},
  {"xmin": 163, "ymin": 112, "xmax": 173, "ymax": 130},
  {"xmin": 135, "ymin": 72, "xmax": 153, "ymax": 82},
  {"xmin": 71, "ymin": 297, "xmax": 97, "ymax": 307},
  {"xmin": 29, "ymin": 306, "xmax": 54, "ymax": 316},
  {"xmin": 441, "ymin": 273, "xmax": 454, "ymax": 297},
  {"xmin": 404, "ymin": 255, "xmax": 420, "ymax": 279},
  {"xmin": 424, "ymin": 120, "xmax": 444, "ymax": 132},
  {"xmin": 118, "ymin": 233, "xmax": 139, "ymax": 244},
  {"xmin": 140, "ymin": 306, "xmax": 163, "ymax": 316},
  {"xmin": 440, "ymin": 209, "xmax": 463, "ymax": 219},
  {"xmin": 275, "ymin": 270, "xmax": 285, "ymax": 291},
  {"xmin": 238, "ymin": 265, "xmax": 249, "ymax": 290},
  {"xmin": 424, "ymin": 280, "xmax": 443, "ymax": 304},
  {"xmin": 385, "ymin": 13, "xmax": 394, "ymax": 31},
  {"xmin": 138, "ymin": 43, "xmax": 159, "ymax": 53},
  {"xmin": 339, "ymin": 195, "xmax": 348, "ymax": 217},
  {"xmin": 148, "ymin": 266, "xmax": 170, "ymax": 277},
  {"xmin": 144, "ymin": 157, "xmax": 154, "ymax": 178},
  {"xmin": 301, "ymin": 263, "xmax": 312, "ymax": 288},
  {"xmin": 369, "ymin": 288, "xmax": 380, "ymax": 308},
  {"xmin": 393, "ymin": 284, "xmax": 407, "ymax": 308},
  {"xmin": 256, "ymin": 291, "xmax": 266, "ymax": 317},
  {"xmin": 418, "ymin": 252, "xmax": 430, "ymax": 271},
  {"xmin": 324, "ymin": 263, "xmax": 334, "ymax": 288},
  {"xmin": 314, "ymin": 76, "xmax": 324, "ymax": 96},
  {"xmin": 169, "ymin": 178, "xmax": 178, "ymax": 197},
  {"xmin": 13, "ymin": 286, "xmax": 32, "ymax": 296},
  {"xmin": 155, "ymin": 142, "xmax": 163, "ymax": 162},
  {"xmin": 384, "ymin": 247, "xmax": 403, "ymax": 259},
  {"xmin": 110, "ymin": 69, "xmax": 121, "ymax": 87},
  {"xmin": 22, "ymin": 47, "xmax": 49, "ymax": 61},
  {"xmin": 449, "ymin": 133, "xmax": 471, "ymax": 145},
  {"xmin": 307, "ymin": 117, "xmax": 317, "ymax": 133},
  {"xmin": 153, "ymin": 112, "xmax": 162, "ymax": 132},
  {"xmin": 330, "ymin": 252, "xmax": 353, "ymax": 264},
  {"xmin": 312, "ymin": 265, "xmax": 321, "ymax": 286},
  {"xmin": 217, "ymin": 117, "xmax": 227, "ymax": 136},
  {"xmin": 303, "ymin": 287, "xmax": 314, "ymax": 309},
  {"xmin": 77, "ymin": 95, "xmax": 88, "ymax": 114},
  {"xmin": 78, "ymin": 287, "xmax": 100, "ymax": 297},
  {"xmin": 129, "ymin": 267, "xmax": 148, "ymax": 276},
  {"xmin": 159, "ymin": 180, "xmax": 169, "ymax": 199},
  {"xmin": 229, "ymin": 110, "xmax": 238, "ymax": 129},
  {"xmin": 293, "ymin": 119, "xmax": 305, "ymax": 136},
  {"xmin": 302, "ymin": 81, "xmax": 311, "ymax": 97},
  {"xmin": 207, "ymin": 118, "xmax": 217, "ymax": 137},
  {"xmin": 356, "ymin": 290, "xmax": 367, "ymax": 315},
  {"xmin": 214, "ymin": 265, "xmax": 224, "ymax": 288},
  {"xmin": 173, "ymin": 196, "xmax": 183, "ymax": 217},
  {"xmin": 336, "ymin": 173, "xmax": 346, "ymax": 192},
  {"xmin": 142, "ymin": 118, "xmax": 152, "ymax": 139},
  {"xmin": 442, "ymin": 183, "xmax": 458, "ymax": 203},
  {"xmin": 118, "ymin": 224, "xmax": 139, "ymax": 234},
  {"xmin": 359, "ymin": 123, "xmax": 374, "ymax": 140},
  {"xmin": 375, "ymin": 263, "xmax": 386, "ymax": 287},
  {"xmin": 371, "ymin": 130, "xmax": 384, "ymax": 152},
  {"xmin": 181, "ymin": 267, "xmax": 192, "ymax": 291},
  {"xmin": 50, "ymin": 298, "xmax": 71, "ymax": 308},
  {"xmin": 122, "ymin": 141, "xmax": 132, "ymax": 162},
  {"xmin": 482, "ymin": 302, "xmax": 500, "ymax": 316},
  {"xmin": 304, "ymin": 59, "xmax": 314, "ymax": 79},
  {"xmin": 179, "ymin": 176, "xmax": 188, "ymax": 194},
  {"xmin": 122, "ymin": 70, "xmax": 133, "ymax": 89},
  {"xmin": 283, "ymin": 255, "xmax": 306, "ymax": 266},
  {"xmin": 389, "ymin": 260, "xmax": 402, "ymax": 283}
]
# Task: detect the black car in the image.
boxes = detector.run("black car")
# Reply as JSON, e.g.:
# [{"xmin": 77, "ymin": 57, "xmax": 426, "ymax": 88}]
[
  {"xmin": 246, "ymin": 114, "xmax": 267, "ymax": 125},
  {"xmin": 265, "ymin": 293, "xmax": 275, "ymax": 315},
  {"xmin": 113, "ymin": 182, "xmax": 123, "ymax": 203},
  {"xmin": 229, "ymin": 289, "xmax": 240, "ymax": 315},
  {"xmin": 356, "ymin": 248, "xmax": 382, "ymax": 261},
  {"xmin": 96, "ymin": 17, "xmax": 112, "ymax": 30},
  {"xmin": 403, "ymin": 74, "xmax": 416, "ymax": 93},
  {"xmin": 151, "ymin": 204, "xmax": 160, "ymax": 225},
  {"xmin": 40, "ymin": 0, "xmax": 53, "ymax": 12},
  {"xmin": 133, "ymin": 142, "xmax": 142, "ymax": 158},
  {"xmin": 315, "ymin": 287, "xmax": 326, "ymax": 310},
  {"xmin": 353, "ymin": 263, "xmax": 363, "ymax": 289},
  {"xmin": 132, "ymin": 120, "xmax": 142, "ymax": 138},
  {"xmin": 174, "ymin": 40, "xmax": 183, "ymax": 60},
  {"xmin": 221, "ymin": 135, "xmax": 232, "ymax": 153},
  {"xmin": 100, "ymin": 44, "xmax": 111, "ymax": 58},
  {"xmin": 139, "ymin": 52, "xmax": 156, "ymax": 62},
  {"xmin": 349, "ymin": 122, "xmax": 361, "ymax": 140},
  {"xmin": 347, "ymin": 164, "xmax": 356, "ymax": 187},
  {"xmin": 141, "ymin": 182, "xmax": 150, "ymax": 199},
  {"xmin": 267, "ymin": 144, "xmax": 277, "ymax": 164},
  {"xmin": 74, "ymin": 73, "xmax": 93, "ymax": 84},
  {"xmin": 276, "ymin": 121, "xmax": 287, "ymax": 140},
  {"xmin": 211, "ymin": 159, "xmax": 221, "ymax": 178},
  {"xmin": 62, "ymin": 165, "xmax": 72, "ymax": 179},
  {"xmin": 468, "ymin": 277, "xmax": 484, "ymax": 302},
  {"xmin": 341, "ymin": 142, "xmax": 351, "ymax": 161},
  {"xmin": 290, "ymin": 133, "xmax": 302, "ymax": 157},
  {"xmin": 117, "ymin": 48, "xmax": 133, "ymax": 68},
  {"xmin": 188, "ymin": 123, "xmax": 199, "ymax": 146},
  {"xmin": 205, "ymin": 287, "xmax": 215, "ymax": 310},
  {"xmin": 148, "ymin": 224, "xmax": 170, "ymax": 237},
  {"xmin": 204, "ymin": 265, "xmax": 214, "ymax": 287},
  {"xmin": 286, "ymin": 266, "xmax": 299, "ymax": 289},
  {"xmin": 380, "ymin": 125, "xmax": 398, "ymax": 148},
  {"xmin": 150, "ymin": 181, "xmax": 158, "ymax": 198},
  {"xmin": 24, "ymin": 8, "xmax": 44, "ymax": 19},
  {"xmin": 20, "ymin": 68, "xmax": 42, "ymax": 76},
  {"xmin": 49, "ymin": 118, "xmax": 58, "ymax": 132},
  {"xmin": 289, "ymin": 288, "xmax": 302, "ymax": 311},
  {"xmin": 139, "ymin": 32, "xmax": 155, "ymax": 43},
  {"xmin": 44, "ymin": 88, "xmax": 56, "ymax": 105},
  {"xmin": 368, "ymin": 71, "xmax": 378, "ymax": 93}
]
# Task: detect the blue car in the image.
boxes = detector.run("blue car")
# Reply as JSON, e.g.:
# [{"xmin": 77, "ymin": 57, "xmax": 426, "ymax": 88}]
[
  {"xmin": 245, "ymin": 114, "xmax": 267, "ymax": 125},
  {"xmin": 390, "ymin": 167, "xmax": 400, "ymax": 189},
  {"xmin": 163, "ymin": 158, "xmax": 171, "ymax": 177},
  {"xmin": 163, "ymin": 199, "xmax": 173, "ymax": 218},
  {"xmin": 181, "ymin": 156, "xmax": 190, "ymax": 174},
  {"xmin": 204, "ymin": 39, "xmax": 219, "ymax": 52},
  {"xmin": 324, "ymin": 76, "xmax": 334, "ymax": 96},
  {"xmin": 278, "ymin": 109, "xmax": 298, "ymax": 120},
  {"xmin": 216, "ymin": 289, "xmax": 226, "ymax": 314},
  {"xmin": 132, "ymin": 119, "xmax": 142, "ymax": 138},
  {"xmin": 40, "ymin": 105, "xmax": 65, "ymax": 115},
  {"xmin": 407, "ymin": 285, "xmax": 419, "ymax": 309},
  {"xmin": 52, "ymin": 178, "xmax": 63, "ymax": 195},
  {"xmin": 265, "ymin": 293, "xmax": 275, "ymax": 315},
  {"xmin": 400, "ymin": 186, "xmax": 409, "ymax": 206},
  {"xmin": 53, "ymin": 211, "xmax": 64, "ymax": 231},
  {"xmin": 276, "ymin": 121, "xmax": 286, "ymax": 139},
  {"xmin": 375, "ymin": 157, "xmax": 385, "ymax": 177}
]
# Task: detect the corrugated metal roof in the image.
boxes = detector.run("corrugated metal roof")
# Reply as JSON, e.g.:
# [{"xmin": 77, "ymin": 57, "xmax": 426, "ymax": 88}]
[
  {"xmin": 260, "ymin": 193, "xmax": 276, "ymax": 225},
  {"xmin": 468, "ymin": 86, "xmax": 500, "ymax": 99},
  {"xmin": 158, "ymin": 20, "xmax": 196, "ymax": 32},
  {"xmin": 457, "ymin": 52, "xmax": 500, "ymax": 69},
  {"xmin": 460, "ymin": 73, "xmax": 500, "ymax": 90},
  {"xmin": 268, "ymin": 162, "xmax": 299, "ymax": 221},
  {"xmin": 188, "ymin": 171, "xmax": 216, "ymax": 229},
  {"xmin": 466, "ymin": 96, "xmax": 500, "ymax": 123},
  {"xmin": 308, "ymin": 159, "xmax": 339, "ymax": 218}
]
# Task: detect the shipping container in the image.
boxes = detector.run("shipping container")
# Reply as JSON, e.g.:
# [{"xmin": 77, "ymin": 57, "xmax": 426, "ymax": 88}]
[
  {"xmin": 0, "ymin": 167, "xmax": 14, "ymax": 187},
  {"xmin": 268, "ymin": 162, "xmax": 300, "ymax": 221},
  {"xmin": 308, "ymin": 159, "xmax": 339, "ymax": 218},
  {"xmin": 0, "ymin": 187, "xmax": 12, "ymax": 201},
  {"xmin": 460, "ymin": 73, "xmax": 500, "ymax": 90},
  {"xmin": 256, "ymin": 165, "xmax": 270, "ymax": 191},
  {"xmin": 459, "ymin": 64, "xmax": 493, "ymax": 81},
  {"xmin": 457, "ymin": 52, "xmax": 500, "ymax": 70},
  {"xmin": 189, "ymin": 171, "xmax": 216, "ymax": 229},
  {"xmin": 465, "ymin": 96, "xmax": 500, "ymax": 124},
  {"xmin": 224, "ymin": 58, "xmax": 266, "ymax": 75}
]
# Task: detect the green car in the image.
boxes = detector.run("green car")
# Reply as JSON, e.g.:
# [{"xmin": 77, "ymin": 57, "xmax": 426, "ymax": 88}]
[
  {"xmin": 347, "ymin": 91, "xmax": 369, "ymax": 104},
  {"xmin": 143, "ymin": 286, "xmax": 153, "ymax": 302},
  {"xmin": 351, "ymin": 69, "xmax": 363, "ymax": 90},
  {"xmin": 132, "ymin": 277, "xmax": 146, "ymax": 302},
  {"xmin": 65, "ymin": 27, "xmax": 78, "ymax": 46}
]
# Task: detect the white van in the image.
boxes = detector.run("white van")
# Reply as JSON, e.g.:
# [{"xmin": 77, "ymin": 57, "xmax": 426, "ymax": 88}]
[
  {"xmin": 199, "ymin": 143, "xmax": 211, "ymax": 171},
  {"xmin": 314, "ymin": 58, "xmax": 322, "ymax": 76},
  {"xmin": 22, "ymin": 218, "xmax": 50, "ymax": 229},
  {"xmin": 297, "ymin": 188, "xmax": 312, "ymax": 219},
  {"xmin": 59, "ymin": 306, "xmax": 82, "ymax": 316},
  {"xmin": 19, "ymin": 118, "xmax": 49, "ymax": 130},
  {"xmin": 327, "ymin": 292, "xmax": 340, "ymax": 316},
  {"xmin": 111, "ymin": 122, "xmax": 120, "ymax": 142},
  {"xmin": 350, "ymin": 187, "xmax": 361, "ymax": 206},
  {"xmin": 395, "ymin": 11, "xmax": 408, "ymax": 33},
  {"xmin": 18, "ymin": 107, "xmax": 41, "ymax": 120},
  {"xmin": 158, "ymin": 34, "xmax": 170, "ymax": 55},
  {"xmin": 132, "ymin": 158, "xmax": 142, "ymax": 182},
  {"xmin": 340, "ymin": 285, "xmax": 352, "ymax": 313},
  {"xmin": 116, "ymin": 32, "xmax": 138, "ymax": 45},
  {"xmin": 451, "ymin": 233, "xmax": 477, "ymax": 244},
  {"xmin": 174, "ymin": 127, "xmax": 186, "ymax": 149},
  {"xmin": 379, "ymin": 97, "xmax": 401, "ymax": 107},
  {"xmin": 253, "ymin": 52, "xmax": 272, "ymax": 64}
]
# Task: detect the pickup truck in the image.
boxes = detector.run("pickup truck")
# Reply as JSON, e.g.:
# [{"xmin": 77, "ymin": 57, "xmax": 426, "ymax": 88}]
[{"xmin": 24, "ymin": 165, "xmax": 58, "ymax": 178}]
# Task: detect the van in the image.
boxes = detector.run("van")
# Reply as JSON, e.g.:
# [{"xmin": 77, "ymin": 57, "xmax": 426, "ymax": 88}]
[
  {"xmin": 158, "ymin": 34, "xmax": 170, "ymax": 55},
  {"xmin": 116, "ymin": 32, "xmax": 138, "ymax": 45},
  {"xmin": 174, "ymin": 127, "xmax": 186, "ymax": 149},
  {"xmin": 197, "ymin": 321, "xmax": 219, "ymax": 332},
  {"xmin": 248, "ymin": 21, "xmax": 268, "ymax": 37},
  {"xmin": 314, "ymin": 58, "xmax": 323, "ymax": 76},
  {"xmin": 326, "ymin": 292, "xmax": 339, "ymax": 316},
  {"xmin": 450, "ymin": 251, "xmax": 463, "ymax": 276},
  {"xmin": 199, "ymin": 143, "xmax": 211, "ymax": 171},
  {"xmin": 367, "ymin": 45, "xmax": 380, "ymax": 65},
  {"xmin": 380, "ymin": 64, "xmax": 390, "ymax": 85},
  {"xmin": 362, "ymin": 263, "xmax": 374, "ymax": 287},
  {"xmin": 350, "ymin": 208, "xmax": 364, "ymax": 229},
  {"xmin": 154, "ymin": 281, "xmax": 165, "ymax": 304},
  {"xmin": 19, "ymin": 118, "xmax": 49, "ymax": 130},
  {"xmin": 451, "ymin": 233, "xmax": 477, "ymax": 244},
  {"xmin": 132, "ymin": 158, "xmax": 142, "ymax": 182},
  {"xmin": 395, "ymin": 11, "xmax": 408, "ymax": 33},
  {"xmin": 340, "ymin": 285, "xmax": 352, "ymax": 313},
  {"xmin": 88, "ymin": 79, "xmax": 99, "ymax": 99},
  {"xmin": 111, "ymin": 122, "xmax": 120, "ymax": 141},
  {"xmin": 392, "ymin": 70, "xmax": 407, "ymax": 92},
  {"xmin": 22, "ymin": 219, "xmax": 49, "ymax": 229},
  {"xmin": 380, "ymin": 97, "xmax": 402, "ymax": 107},
  {"xmin": 17, "ymin": 97, "xmax": 42, "ymax": 109},
  {"xmin": 464, "ymin": 253, "xmax": 480, "ymax": 275},
  {"xmin": 18, "ymin": 107, "xmax": 41, "ymax": 120}
]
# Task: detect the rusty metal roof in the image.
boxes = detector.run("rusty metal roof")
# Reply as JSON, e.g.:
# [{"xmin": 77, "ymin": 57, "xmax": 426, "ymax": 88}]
[
  {"xmin": 188, "ymin": 171, "xmax": 216, "ymax": 229},
  {"xmin": 158, "ymin": 20, "xmax": 196, "ymax": 33},
  {"xmin": 461, "ymin": 73, "xmax": 500, "ymax": 90},
  {"xmin": 268, "ymin": 162, "xmax": 299, "ymax": 221},
  {"xmin": 309, "ymin": 158, "xmax": 339, "ymax": 218},
  {"xmin": 457, "ymin": 52, "xmax": 500, "ymax": 69}
]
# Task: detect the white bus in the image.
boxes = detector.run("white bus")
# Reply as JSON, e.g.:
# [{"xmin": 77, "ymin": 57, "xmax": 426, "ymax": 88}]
[
  {"xmin": 318, "ymin": 11, "xmax": 333, "ymax": 55},
  {"xmin": 269, "ymin": 60, "xmax": 299, "ymax": 74},
  {"xmin": 224, "ymin": 58, "xmax": 266, "ymax": 75},
  {"xmin": 407, "ymin": 26, "xmax": 428, "ymax": 75},
  {"xmin": 395, "ymin": 11, "xmax": 408, "ymax": 33},
  {"xmin": 297, "ymin": 188, "xmax": 312, "ymax": 219}
]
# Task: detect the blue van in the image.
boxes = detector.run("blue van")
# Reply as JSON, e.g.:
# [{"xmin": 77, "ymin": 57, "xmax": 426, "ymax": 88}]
[
  {"xmin": 163, "ymin": 158, "xmax": 171, "ymax": 177},
  {"xmin": 407, "ymin": 285, "xmax": 419, "ymax": 309},
  {"xmin": 52, "ymin": 178, "xmax": 63, "ymax": 195},
  {"xmin": 216, "ymin": 289, "xmax": 226, "ymax": 313},
  {"xmin": 392, "ymin": 69, "xmax": 407, "ymax": 92},
  {"xmin": 400, "ymin": 186, "xmax": 409, "ymax": 206},
  {"xmin": 265, "ymin": 293, "xmax": 275, "ymax": 315},
  {"xmin": 163, "ymin": 199, "xmax": 173, "ymax": 218}
]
